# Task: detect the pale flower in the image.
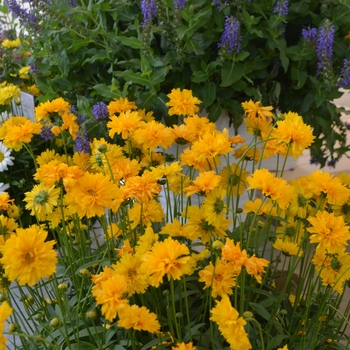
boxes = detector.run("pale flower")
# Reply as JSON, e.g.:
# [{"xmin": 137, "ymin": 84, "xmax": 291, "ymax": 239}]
[
  {"xmin": 0, "ymin": 142, "xmax": 14, "ymax": 172},
  {"xmin": 0, "ymin": 183, "xmax": 10, "ymax": 193},
  {"xmin": 0, "ymin": 111, "xmax": 12, "ymax": 124}
]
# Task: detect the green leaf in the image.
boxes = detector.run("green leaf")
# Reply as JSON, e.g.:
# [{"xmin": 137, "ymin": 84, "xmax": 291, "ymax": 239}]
[
  {"xmin": 220, "ymin": 62, "xmax": 243, "ymax": 87},
  {"xmin": 116, "ymin": 35, "xmax": 142, "ymax": 49},
  {"xmin": 93, "ymin": 84, "xmax": 122, "ymax": 99},
  {"xmin": 208, "ymin": 102, "xmax": 222, "ymax": 122},
  {"xmin": 114, "ymin": 70, "xmax": 151, "ymax": 86},
  {"xmin": 202, "ymin": 82, "xmax": 216, "ymax": 108},
  {"xmin": 183, "ymin": 323, "xmax": 206, "ymax": 342},
  {"xmin": 291, "ymin": 67, "xmax": 307, "ymax": 89},
  {"xmin": 151, "ymin": 66, "xmax": 169, "ymax": 86},
  {"xmin": 191, "ymin": 70, "xmax": 209, "ymax": 83},
  {"xmin": 185, "ymin": 38, "xmax": 205, "ymax": 55},
  {"xmin": 58, "ymin": 49, "xmax": 70, "ymax": 76}
]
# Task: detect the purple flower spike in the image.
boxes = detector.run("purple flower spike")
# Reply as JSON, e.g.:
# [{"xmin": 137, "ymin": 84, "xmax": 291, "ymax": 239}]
[
  {"xmin": 173, "ymin": 0, "xmax": 186, "ymax": 9},
  {"xmin": 218, "ymin": 16, "xmax": 242, "ymax": 54},
  {"xmin": 316, "ymin": 21, "xmax": 335, "ymax": 76},
  {"xmin": 76, "ymin": 129, "xmax": 90, "ymax": 154},
  {"xmin": 40, "ymin": 125, "xmax": 55, "ymax": 141},
  {"xmin": 141, "ymin": 0, "xmax": 157, "ymax": 26},
  {"xmin": 273, "ymin": 0, "xmax": 289, "ymax": 16},
  {"xmin": 302, "ymin": 26, "xmax": 317, "ymax": 44},
  {"xmin": 93, "ymin": 102, "xmax": 108, "ymax": 121},
  {"xmin": 337, "ymin": 59, "xmax": 350, "ymax": 88}
]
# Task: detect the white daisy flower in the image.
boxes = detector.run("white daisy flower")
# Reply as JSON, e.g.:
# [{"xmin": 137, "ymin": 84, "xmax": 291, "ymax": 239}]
[
  {"xmin": 0, "ymin": 111, "xmax": 12, "ymax": 124},
  {"xmin": 0, "ymin": 182, "xmax": 10, "ymax": 193},
  {"xmin": 0, "ymin": 142, "xmax": 14, "ymax": 172}
]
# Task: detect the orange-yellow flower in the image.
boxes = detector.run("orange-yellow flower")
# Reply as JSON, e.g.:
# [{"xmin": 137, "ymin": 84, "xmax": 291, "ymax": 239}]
[
  {"xmin": 198, "ymin": 259, "xmax": 236, "ymax": 297},
  {"xmin": 118, "ymin": 304, "xmax": 160, "ymax": 333},
  {"xmin": 270, "ymin": 112, "xmax": 315, "ymax": 158},
  {"xmin": 0, "ymin": 193, "xmax": 14, "ymax": 211},
  {"xmin": 65, "ymin": 172, "xmax": 119, "ymax": 218},
  {"xmin": 141, "ymin": 237, "xmax": 192, "ymax": 287},
  {"xmin": 184, "ymin": 171, "xmax": 223, "ymax": 197},
  {"xmin": 0, "ymin": 301, "xmax": 13, "ymax": 350},
  {"xmin": 210, "ymin": 294, "xmax": 252, "ymax": 350},
  {"xmin": 242, "ymin": 100, "xmax": 274, "ymax": 119},
  {"xmin": 0, "ymin": 225, "xmax": 57, "ymax": 286},
  {"xmin": 107, "ymin": 110, "xmax": 145, "ymax": 139},
  {"xmin": 307, "ymin": 211, "xmax": 350, "ymax": 253},
  {"xmin": 166, "ymin": 88, "xmax": 201, "ymax": 117},
  {"xmin": 107, "ymin": 97, "xmax": 138, "ymax": 116},
  {"xmin": 172, "ymin": 342, "xmax": 197, "ymax": 350}
]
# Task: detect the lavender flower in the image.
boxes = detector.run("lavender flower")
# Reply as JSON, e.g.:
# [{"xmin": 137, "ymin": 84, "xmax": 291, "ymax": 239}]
[
  {"xmin": 218, "ymin": 16, "xmax": 242, "ymax": 54},
  {"xmin": 309, "ymin": 155, "xmax": 322, "ymax": 165},
  {"xmin": 5, "ymin": 0, "xmax": 37, "ymax": 29},
  {"xmin": 141, "ymin": 0, "xmax": 157, "ymax": 26},
  {"xmin": 29, "ymin": 63, "xmax": 38, "ymax": 73},
  {"xmin": 273, "ymin": 0, "xmax": 289, "ymax": 16},
  {"xmin": 327, "ymin": 159, "xmax": 337, "ymax": 168},
  {"xmin": 40, "ymin": 125, "xmax": 55, "ymax": 141},
  {"xmin": 213, "ymin": 0, "xmax": 228, "ymax": 12},
  {"xmin": 337, "ymin": 59, "xmax": 350, "ymax": 88},
  {"xmin": 316, "ymin": 20, "xmax": 335, "ymax": 76},
  {"xmin": 75, "ymin": 129, "xmax": 90, "ymax": 154},
  {"xmin": 173, "ymin": 0, "xmax": 186, "ymax": 9},
  {"xmin": 302, "ymin": 26, "xmax": 317, "ymax": 44},
  {"xmin": 92, "ymin": 102, "xmax": 108, "ymax": 121},
  {"xmin": 70, "ymin": 105, "xmax": 85, "ymax": 124}
]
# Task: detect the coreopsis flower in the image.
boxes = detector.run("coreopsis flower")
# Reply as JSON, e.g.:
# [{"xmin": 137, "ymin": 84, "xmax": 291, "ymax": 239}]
[
  {"xmin": 24, "ymin": 183, "xmax": 60, "ymax": 221},
  {"xmin": 0, "ymin": 142, "xmax": 14, "ymax": 172},
  {"xmin": 0, "ymin": 116, "xmax": 42, "ymax": 151},
  {"xmin": 198, "ymin": 259, "xmax": 236, "ymax": 297},
  {"xmin": 107, "ymin": 110, "xmax": 145, "ymax": 140},
  {"xmin": 1, "ymin": 38, "xmax": 20, "ymax": 48},
  {"xmin": 34, "ymin": 161, "xmax": 84, "ymax": 190},
  {"xmin": 110, "ymin": 157, "xmax": 142, "ymax": 182},
  {"xmin": 138, "ymin": 108, "xmax": 155, "ymax": 122},
  {"xmin": 135, "ymin": 226, "xmax": 159, "ymax": 257},
  {"xmin": 210, "ymin": 295, "xmax": 252, "ymax": 350},
  {"xmin": 183, "ymin": 115, "xmax": 216, "ymax": 143},
  {"xmin": 201, "ymin": 186, "xmax": 228, "ymax": 227},
  {"xmin": 270, "ymin": 112, "xmax": 315, "ymax": 158},
  {"xmin": 219, "ymin": 163, "xmax": 249, "ymax": 196},
  {"xmin": 123, "ymin": 171, "xmax": 161, "ymax": 204},
  {"xmin": 0, "ymin": 193, "xmax": 14, "ymax": 211},
  {"xmin": 184, "ymin": 171, "xmax": 223, "ymax": 197},
  {"xmin": 166, "ymin": 88, "xmax": 201, "ymax": 117},
  {"xmin": 127, "ymin": 199, "xmax": 165, "ymax": 229},
  {"xmin": 61, "ymin": 112, "xmax": 79, "ymax": 140},
  {"xmin": 0, "ymin": 225, "xmax": 57, "ymax": 286},
  {"xmin": 307, "ymin": 170, "xmax": 350, "ymax": 206},
  {"xmin": 64, "ymin": 172, "xmax": 119, "ymax": 218},
  {"xmin": 244, "ymin": 255, "xmax": 269, "ymax": 283},
  {"xmin": 307, "ymin": 211, "xmax": 350, "ymax": 253},
  {"xmin": 118, "ymin": 304, "xmax": 160, "ymax": 333},
  {"xmin": 112, "ymin": 253, "xmax": 149, "ymax": 295},
  {"xmin": 243, "ymin": 198, "xmax": 278, "ymax": 216},
  {"xmin": 160, "ymin": 218, "xmax": 198, "ymax": 240},
  {"xmin": 247, "ymin": 169, "xmax": 295, "ymax": 210},
  {"xmin": 35, "ymin": 97, "xmax": 70, "ymax": 121},
  {"xmin": 0, "ymin": 84, "xmax": 20, "ymax": 105},
  {"xmin": 233, "ymin": 144, "xmax": 261, "ymax": 163},
  {"xmin": 241, "ymin": 100, "xmax": 274, "ymax": 120},
  {"xmin": 244, "ymin": 112, "xmax": 273, "ymax": 138},
  {"xmin": 91, "ymin": 273, "xmax": 129, "ymax": 322},
  {"xmin": 288, "ymin": 183, "xmax": 313, "ymax": 219},
  {"xmin": 221, "ymin": 239, "xmax": 248, "ymax": 275},
  {"xmin": 273, "ymin": 238, "xmax": 303, "ymax": 257},
  {"xmin": 0, "ymin": 301, "xmax": 13, "ymax": 350},
  {"xmin": 172, "ymin": 342, "xmax": 197, "ymax": 350},
  {"xmin": 132, "ymin": 120, "xmax": 175, "ymax": 151},
  {"xmin": 36, "ymin": 149, "xmax": 66, "ymax": 167},
  {"xmin": 107, "ymin": 97, "xmax": 137, "ymax": 116},
  {"xmin": 180, "ymin": 147, "xmax": 216, "ymax": 172},
  {"xmin": 0, "ymin": 214, "xmax": 18, "ymax": 235},
  {"xmin": 184, "ymin": 205, "xmax": 230, "ymax": 244},
  {"xmin": 140, "ymin": 237, "xmax": 192, "ymax": 287}
]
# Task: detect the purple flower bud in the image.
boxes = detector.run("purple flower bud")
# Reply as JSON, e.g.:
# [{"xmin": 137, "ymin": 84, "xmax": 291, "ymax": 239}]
[
  {"xmin": 218, "ymin": 16, "xmax": 242, "ymax": 54},
  {"xmin": 40, "ymin": 125, "xmax": 55, "ymax": 141},
  {"xmin": 5, "ymin": 0, "xmax": 37, "ymax": 29},
  {"xmin": 173, "ymin": 0, "xmax": 186, "ymax": 9},
  {"xmin": 337, "ymin": 59, "xmax": 350, "ymax": 88},
  {"xmin": 327, "ymin": 159, "xmax": 337, "ymax": 168},
  {"xmin": 141, "ymin": 0, "xmax": 157, "ymax": 26},
  {"xmin": 75, "ymin": 129, "xmax": 90, "ymax": 154},
  {"xmin": 302, "ymin": 26, "xmax": 317, "ymax": 44},
  {"xmin": 316, "ymin": 21, "xmax": 334, "ymax": 76},
  {"xmin": 92, "ymin": 102, "xmax": 108, "ymax": 121},
  {"xmin": 70, "ymin": 105, "xmax": 85, "ymax": 124},
  {"xmin": 273, "ymin": 0, "xmax": 289, "ymax": 16}
]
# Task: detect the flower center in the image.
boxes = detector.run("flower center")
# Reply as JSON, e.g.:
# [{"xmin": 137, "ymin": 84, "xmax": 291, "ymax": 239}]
[
  {"xmin": 214, "ymin": 199, "xmax": 225, "ymax": 214},
  {"xmin": 0, "ymin": 152, "xmax": 4, "ymax": 162},
  {"xmin": 24, "ymin": 251, "xmax": 35, "ymax": 264},
  {"xmin": 34, "ymin": 190, "xmax": 49, "ymax": 204},
  {"xmin": 87, "ymin": 189, "xmax": 96, "ymax": 196},
  {"xmin": 297, "ymin": 194, "xmax": 307, "ymax": 207}
]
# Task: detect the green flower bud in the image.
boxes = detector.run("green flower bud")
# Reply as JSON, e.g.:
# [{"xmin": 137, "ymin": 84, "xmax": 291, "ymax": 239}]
[{"xmin": 50, "ymin": 317, "xmax": 60, "ymax": 328}]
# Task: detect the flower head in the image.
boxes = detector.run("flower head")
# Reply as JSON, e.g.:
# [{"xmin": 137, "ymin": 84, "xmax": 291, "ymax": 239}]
[
  {"xmin": 0, "ymin": 225, "xmax": 57, "ymax": 286},
  {"xmin": 166, "ymin": 88, "xmax": 201, "ymax": 117},
  {"xmin": 92, "ymin": 101, "xmax": 108, "ymax": 120},
  {"xmin": 0, "ymin": 142, "xmax": 14, "ymax": 172},
  {"xmin": 316, "ymin": 20, "xmax": 334, "ymax": 77},
  {"xmin": 218, "ymin": 16, "xmax": 242, "ymax": 54}
]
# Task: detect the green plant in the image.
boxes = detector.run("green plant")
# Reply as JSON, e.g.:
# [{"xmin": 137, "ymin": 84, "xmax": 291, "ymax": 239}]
[{"xmin": 5, "ymin": 0, "xmax": 350, "ymax": 165}]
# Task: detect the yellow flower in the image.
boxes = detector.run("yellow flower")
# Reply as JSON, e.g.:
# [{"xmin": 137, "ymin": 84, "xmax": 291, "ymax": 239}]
[
  {"xmin": 24, "ymin": 183, "xmax": 60, "ymax": 221},
  {"xmin": 107, "ymin": 97, "xmax": 138, "ymax": 116},
  {"xmin": 91, "ymin": 273, "xmax": 129, "ymax": 322},
  {"xmin": 64, "ymin": 172, "xmax": 119, "ymax": 218},
  {"xmin": 0, "ymin": 301, "xmax": 13, "ymax": 350},
  {"xmin": 210, "ymin": 294, "xmax": 252, "ymax": 350},
  {"xmin": 135, "ymin": 226, "xmax": 159, "ymax": 257},
  {"xmin": 273, "ymin": 238, "xmax": 303, "ymax": 257},
  {"xmin": 198, "ymin": 259, "xmax": 236, "ymax": 297},
  {"xmin": 118, "ymin": 304, "xmax": 160, "ymax": 333},
  {"xmin": 277, "ymin": 346, "xmax": 289, "ymax": 350},
  {"xmin": 107, "ymin": 110, "xmax": 145, "ymax": 139},
  {"xmin": 35, "ymin": 97, "xmax": 70, "ymax": 121},
  {"xmin": 219, "ymin": 163, "xmax": 249, "ymax": 196},
  {"xmin": 244, "ymin": 255, "xmax": 269, "ymax": 283},
  {"xmin": 36, "ymin": 149, "xmax": 66, "ymax": 167},
  {"xmin": 166, "ymin": 88, "xmax": 201, "ymax": 117},
  {"xmin": 141, "ymin": 237, "xmax": 192, "ymax": 287},
  {"xmin": 1, "ymin": 38, "xmax": 21, "ymax": 48},
  {"xmin": 0, "ymin": 226, "xmax": 57, "ymax": 286},
  {"xmin": 183, "ymin": 115, "xmax": 216, "ymax": 143},
  {"xmin": 132, "ymin": 120, "xmax": 175, "ymax": 151},
  {"xmin": 0, "ymin": 193, "xmax": 13, "ymax": 211},
  {"xmin": 307, "ymin": 211, "xmax": 350, "ymax": 253},
  {"xmin": 160, "ymin": 218, "xmax": 198, "ymax": 240},
  {"xmin": 172, "ymin": 342, "xmax": 197, "ymax": 350},
  {"xmin": 0, "ymin": 116, "xmax": 42, "ymax": 151},
  {"xmin": 221, "ymin": 239, "xmax": 248, "ymax": 275},
  {"xmin": 0, "ymin": 214, "xmax": 18, "ymax": 236},
  {"xmin": 241, "ymin": 100, "xmax": 274, "ymax": 119},
  {"xmin": 113, "ymin": 253, "xmax": 149, "ymax": 295},
  {"xmin": 184, "ymin": 171, "xmax": 223, "ymax": 197},
  {"xmin": 243, "ymin": 198, "xmax": 277, "ymax": 216},
  {"xmin": 0, "ymin": 84, "xmax": 20, "ymax": 105},
  {"xmin": 271, "ymin": 112, "xmax": 315, "ymax": 158},
  {"xmin": 201, "ymin": 186, "xmax": 228, "ymax": 227}
]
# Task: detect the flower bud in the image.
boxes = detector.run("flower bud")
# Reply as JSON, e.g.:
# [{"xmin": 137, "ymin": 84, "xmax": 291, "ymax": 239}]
[
  {"xmin": 0, "ymin": 292, "xmax": 6, "ymax": 302},
  {"xmin": 242, "ymin": 311, "xmax": 254, "ymax": 319},
  {"xmin": 8, "ymin": 323, "xmax": 17, "ymax": 333},
  {"xmin": 50, "ymin": 317, "xmax": 60, "ymax": 328},
  {"xmin": 58, "ymin": 283, "xmax": 68, "ymax": 292},
  {"xmin": 97, "ymin": 144, "xmax": 107, "ymax": 153},
  {"xmin": 86, "ymin": 310, "xmax": 98, "ymax": 321},
  {"xmin": 79, "ymin": 268, "xmax": 90, "ymax": 278},
  {"xmin": 176, "ymin": 312, "xmax": 183, "ymax": 318},
  {"xmin": 280, "ymin": 309, "xmax": 288, "ymax": 315},
  {"xmin": 212, "ymin": 240, "xmax": 223, "ymax": 252}
]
